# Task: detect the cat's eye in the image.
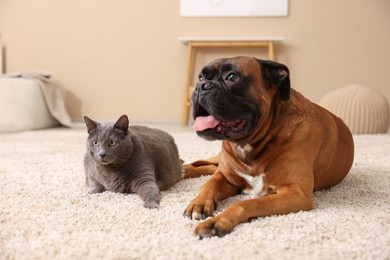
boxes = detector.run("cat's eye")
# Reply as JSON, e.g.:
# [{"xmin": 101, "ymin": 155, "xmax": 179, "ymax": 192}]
[
  {"xmin": 108, "ymin": 140, "xmax": 117, "ymax": 147},
  {"xmin": 92, "ymin": 140, "xmax": 99, "ymax": 147}
]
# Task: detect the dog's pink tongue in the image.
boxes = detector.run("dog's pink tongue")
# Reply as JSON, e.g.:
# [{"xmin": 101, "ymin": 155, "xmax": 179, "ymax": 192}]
[{"xmin": 192, "ymin": 115, "xmax": 220, "ymax": 131}]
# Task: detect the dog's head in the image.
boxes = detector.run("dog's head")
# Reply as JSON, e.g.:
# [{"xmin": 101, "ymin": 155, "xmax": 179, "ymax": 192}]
[{"xmin": 191, "ymin": 56, "xmax": 290, "ymax": 141}]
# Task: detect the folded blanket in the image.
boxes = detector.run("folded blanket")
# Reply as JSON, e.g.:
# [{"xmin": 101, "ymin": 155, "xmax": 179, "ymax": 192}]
[{"xmin": 1, "ymin": 72, "xmax": 78, "ymax": 128}]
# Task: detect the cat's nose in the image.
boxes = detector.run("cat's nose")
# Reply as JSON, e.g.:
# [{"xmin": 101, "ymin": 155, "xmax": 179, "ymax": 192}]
[{"xmin": 99, "ymin": 153, "xmax": 106, "ymax": 159}]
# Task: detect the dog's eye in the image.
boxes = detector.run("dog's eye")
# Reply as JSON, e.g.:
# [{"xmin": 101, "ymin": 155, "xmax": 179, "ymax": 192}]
[
  {"xmin": 199, "ymin": 74, "xmax": 204, "ymax": 81},
  {"xmin": 226, "ymin": 73, "xmax": 239, "ymax": 82}
]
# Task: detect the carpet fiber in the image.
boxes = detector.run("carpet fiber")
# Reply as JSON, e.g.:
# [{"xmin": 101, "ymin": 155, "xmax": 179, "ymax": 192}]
[{"xmin": 1, "ymin": 126, "xmax": 389, "ymax": 259}]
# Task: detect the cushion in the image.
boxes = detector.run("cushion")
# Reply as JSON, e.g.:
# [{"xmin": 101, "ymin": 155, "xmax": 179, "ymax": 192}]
[
  {"xmin": 0, "ymin": 78, "xmax": 60, "ymax": 133},
  {"xmin": 319, "ymin": 84, "xmax": 390, "ymax": 134}
]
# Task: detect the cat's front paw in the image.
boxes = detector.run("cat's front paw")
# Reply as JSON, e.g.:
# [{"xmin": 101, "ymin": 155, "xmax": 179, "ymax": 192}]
[
  {"xmin": 144, "ymin": 200, "xmax": 160, "ymax": 209},
  {"xmin": 88, "ymin": 186, "xmax": 105, "ymax": 194}
]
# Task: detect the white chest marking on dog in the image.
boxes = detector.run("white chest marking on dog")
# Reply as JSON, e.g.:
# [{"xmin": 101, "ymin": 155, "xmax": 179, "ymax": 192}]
[
  {"xmin": 236, "ymin": 143, "xmax": 253, "ymax": 159},
  {"xmin": 235, "ymin": 171, "xmax": 266, "ymax": 198}
]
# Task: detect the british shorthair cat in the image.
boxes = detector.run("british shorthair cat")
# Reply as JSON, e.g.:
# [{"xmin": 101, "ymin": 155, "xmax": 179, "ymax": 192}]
[{"xmin": 83, "ymin": 115, "xmax": 182, "ymax": 208}]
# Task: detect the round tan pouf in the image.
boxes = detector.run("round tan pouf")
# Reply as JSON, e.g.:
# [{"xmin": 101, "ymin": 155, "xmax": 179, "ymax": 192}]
[
  {"xmin": 319, "ymin": 84, "xmax": 390, "ymax": 134},
  {"xmin": 0, "ymin": 78, "xmax": 59, "ymax": 132}
]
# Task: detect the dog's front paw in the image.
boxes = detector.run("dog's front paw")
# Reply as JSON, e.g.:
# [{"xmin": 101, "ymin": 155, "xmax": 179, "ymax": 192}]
[
  {"xmin": 183, "ymin": 196, "xmax": 216, "ymax": 220},
  {"xmin": 194, "ymin": 215, "xmax": 234, "ymax": 238}
]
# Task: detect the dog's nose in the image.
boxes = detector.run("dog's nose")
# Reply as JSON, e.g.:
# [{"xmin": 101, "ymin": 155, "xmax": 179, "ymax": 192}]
[{"xmin": 199, "ymin": 82, "xmax": 214, "ymax": 91}]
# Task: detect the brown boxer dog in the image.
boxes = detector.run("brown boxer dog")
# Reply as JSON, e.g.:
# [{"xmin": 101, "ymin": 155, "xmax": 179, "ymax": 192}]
[{"xmin": 183, "ymin": 56, "xmax": 354, "ymax": 238}]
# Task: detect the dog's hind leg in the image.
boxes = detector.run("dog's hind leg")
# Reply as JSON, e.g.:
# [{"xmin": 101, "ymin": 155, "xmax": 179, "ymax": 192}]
[{"xmin": 182, "ymin": 153, "xmax": 221, "ymax": 178}]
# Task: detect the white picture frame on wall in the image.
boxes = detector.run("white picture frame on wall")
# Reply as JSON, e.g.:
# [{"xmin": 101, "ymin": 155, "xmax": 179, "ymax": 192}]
[{"xmin": 180, "ymin": 0, "xmax": 289, "ymax": 17}]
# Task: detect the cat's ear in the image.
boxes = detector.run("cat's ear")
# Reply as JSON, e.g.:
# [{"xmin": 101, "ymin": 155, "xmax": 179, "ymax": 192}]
[
  {"xmin": 84, "ymin": 116, "xmax": 98, "ymax": 134},
  {"xmin": 114, "ymin": 115, "xmax": 129, "ymax": 133}
]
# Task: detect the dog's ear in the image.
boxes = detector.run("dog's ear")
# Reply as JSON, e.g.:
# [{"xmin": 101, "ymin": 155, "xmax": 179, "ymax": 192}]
[{"xmin": 256, "ymin": 58, "xmax": 291, "ymax": 101}]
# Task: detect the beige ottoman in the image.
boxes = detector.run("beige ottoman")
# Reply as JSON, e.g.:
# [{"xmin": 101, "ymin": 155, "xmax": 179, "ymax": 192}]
[
  {"xmin": 0, "ymin": 78, "xmax": 60, "ymax": 132},
  {"xmin": 319, "ymin": 84, "xmax": 390, "ymax": 134}
]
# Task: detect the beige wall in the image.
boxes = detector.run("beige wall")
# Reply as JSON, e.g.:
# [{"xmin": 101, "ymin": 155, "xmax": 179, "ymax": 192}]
[{"xmin": 1, "ymin": 0, "xmax": 389, "ymax": 123}]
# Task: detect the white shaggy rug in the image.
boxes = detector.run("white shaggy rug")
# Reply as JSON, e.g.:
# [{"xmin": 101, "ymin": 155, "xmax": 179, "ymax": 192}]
[{"xmin": 1, "ymin": 126, "xmax": 389, "ymax": 259}]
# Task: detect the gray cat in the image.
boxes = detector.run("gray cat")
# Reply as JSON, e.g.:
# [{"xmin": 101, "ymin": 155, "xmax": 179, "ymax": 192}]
[{"xmin": 83, "ymin": 115, "xmax": 183, "ymax": 208}]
